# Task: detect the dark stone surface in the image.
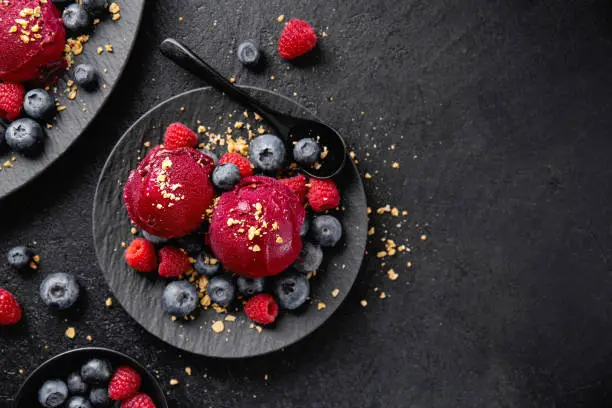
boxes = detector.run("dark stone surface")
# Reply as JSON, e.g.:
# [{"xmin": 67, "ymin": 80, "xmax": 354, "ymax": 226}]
[{"xmin": 1, "ymin": 0, "xmax": 612, "ymax": 406}]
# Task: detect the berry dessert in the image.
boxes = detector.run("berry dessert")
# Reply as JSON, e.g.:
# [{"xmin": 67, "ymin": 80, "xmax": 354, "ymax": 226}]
[
  {"xmin": 121, "ymin": 117, "xmax": 344, "ymax": 330},
  {"xmin": 37, "ymin": 359, "xmax": 156, "ymax": 408},
  {"xmin": 0, "ymin": 0, "xmax": 119, "ymax": 162}
]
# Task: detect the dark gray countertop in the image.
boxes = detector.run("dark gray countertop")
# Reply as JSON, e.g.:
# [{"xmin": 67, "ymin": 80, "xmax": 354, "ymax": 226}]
[{"xmin": 2, "ymin": 1, "xmax": 612, "ymax": 406}]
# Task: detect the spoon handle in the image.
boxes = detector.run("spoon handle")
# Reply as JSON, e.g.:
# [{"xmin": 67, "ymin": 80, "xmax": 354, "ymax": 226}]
[{"xmin": 160, "ymin": 38, "xmax": 288, "ymax": 133}]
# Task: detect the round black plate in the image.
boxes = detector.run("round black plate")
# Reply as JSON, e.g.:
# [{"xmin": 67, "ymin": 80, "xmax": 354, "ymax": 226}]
[
  {"xmin": 0, "ymin": 0, "xmax": 146, "ymax": 199},
  {"xmin": 92, "ymin": 87, "xmax": 368, "ymax": 358},
  {"xmin": 13, "ymin": 347, "xmax": 168, "ymax": 408}
]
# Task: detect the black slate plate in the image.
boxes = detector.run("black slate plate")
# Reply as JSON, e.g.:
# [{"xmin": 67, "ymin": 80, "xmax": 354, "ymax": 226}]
[
  {"xmin": 0, "ymin": 0, "xmax": 145, "ymax": 199},
  {"xmin": 92, "ymin": 87, "xmax": 368, "ymax": 358},
  {"xmin": 12, "ymin": 347, "xmax": 168, "ymax": 407}
]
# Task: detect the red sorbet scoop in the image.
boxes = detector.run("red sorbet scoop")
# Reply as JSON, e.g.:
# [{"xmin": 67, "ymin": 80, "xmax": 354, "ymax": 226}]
[
  {"xmin": 208, "ymin": 176, "xmax": 306, "ymax": 278},
  {"xmin": 123, "ymin": 146, "xmax": 216, "ymax": 238},
  {"xmin": 0, "ymin": 0, "xmax": 66, "ymax": 83}
]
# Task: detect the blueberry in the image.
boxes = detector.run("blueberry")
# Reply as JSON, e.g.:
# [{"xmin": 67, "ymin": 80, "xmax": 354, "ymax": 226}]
[
  {"xmin": 67, "ymin": 396, "xmax": 93, "ymax": 408},
  {"xmin": 162, "ymin": 281, "xmax": 198, "ymax": 316},
  {"xmin": 292, "ymin": 241, "xmax": 323, "ymax": 273},
  {"xmin": 300, "ymin": 217, "xmax": 310, "ymax": 237},
  {"xmin": 293, "ymin": 138, "xmax": 321, "ymax": 167},
  {"xmin": 174, "ymin": 232, "xmax": 205, "ymax": 254},
  {"xmin": 81, "ymin": 0, "xmax": 108, "ymax": 16},
  {"xmin": 23, "ymin": 89, "xmax": 55, "ymax": 122},
  {"xmin": 236, "ymin": 276, "xmax": 265, "ymax": 297},
  {"xmin": 62, "ymin": 4, "xmax": 92, "ymax": 34},
  {"xmin": 310, "ymin": 215, "xmax": 342, "ymax": 247},
  {"xmin": 249, "ymin": 134, "xmax": 286, "ymax": 173},
  {"xmin": 40, "ymin": 273, "xmax": 80, "ymax": 310},
  {"xmin": 89, "ymin": 388, "xmax": 111, "ymax": 407},
  {"xmin": 207, "ymin": 275, "xmax": 235, "ymax": 306},
  {"xmin": 199, "ymin": 149, "xmax": 218, "ymax": 164},
  {"xmin": 38, "ymin": 379, "xmax": 68, "ymax": 408},
  {"xmin": 237, "ymin": 40, "xmax": 261, "ymax": 67},
  {"xmin": 211, "ymin": 163, "xmax": 241, "ymax": 190},
  {"xmin": 142, "ymin": 230, "xmax": 169, "ymax": 245},
  {"xmin": 193, "ymin": 252, "xmax": 221, "ymax": 277},
  {"xmin": 5, "ymin": 118, "xmax": 44, "ymax": 156},
  {"xmin": 81, "ymin": 359, "xmax": 112, "ymax": 385},
  {"xmin": 73, "ymin": 64, "xmax": 98, "ymax": 91},
  {"xmin": 274, "ymin": 272, "xmax": 310, "ymax": 310},
  {"xmin": 7, "ymin": 245, "xmax": 32, "ymax": 270},
  {"xmin": 67, "ymin": 372, "xmax": 88, "ymax": 395}
]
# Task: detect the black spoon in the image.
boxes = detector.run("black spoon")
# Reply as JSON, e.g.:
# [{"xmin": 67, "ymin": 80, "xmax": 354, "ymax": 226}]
[{"xmin": 160, "ymin": 38, "xmax": 347, "ymax": 179}]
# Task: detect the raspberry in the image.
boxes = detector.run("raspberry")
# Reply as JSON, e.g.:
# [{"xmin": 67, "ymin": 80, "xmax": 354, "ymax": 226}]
[
  {"xmin": 0, "ymin": 288, "xmax": 21, "ymax": 326},
  {"xmin": 308, "ymin": 178, "xmax": 341, "ymax": 212},
  {"xmin": 278, "ymin": 19, "xmax": 317, "ymax": 60},
  {"xmin": 125, "ymin": 238, "xmax": 157, "ymax": 273},
  {"xmin": 158, "ymin": 246, "xmax": 190, "ymax": 278},
  {"xmin": 218, "ymin": 152, "xmax": 253, "ymax": 178},
  {"xmin": 244, "ymin": 294, "xmax": 279, "ymax": 325},
  {"xmin": 109, "ymin": 366, "xmax": 142, "ymax": 401},
  {"xmin": 121, "ymin": 393, "xmax": 156, "ymax": 408},
  {"xmin": 0, "ymin": 82, "xmax": 25, "ymax": 121},
  {"xmin": 279, "ymin": 174, "xmax": 308, "ymax": 202},
  {"xmin": 163, "ymin": 122, "xmax": 197, "ymax": 149}
]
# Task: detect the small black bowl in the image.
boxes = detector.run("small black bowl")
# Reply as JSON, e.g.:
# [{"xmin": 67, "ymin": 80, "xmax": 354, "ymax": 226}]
[{"xmin": 12, "ymin": 347, "xmax": 168, "ymax": 408}]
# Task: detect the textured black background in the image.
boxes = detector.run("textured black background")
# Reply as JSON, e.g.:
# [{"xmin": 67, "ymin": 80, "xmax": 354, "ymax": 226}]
[{"xmin": 2, "ymin": 0, "xmax": 612, "ymax": 406}]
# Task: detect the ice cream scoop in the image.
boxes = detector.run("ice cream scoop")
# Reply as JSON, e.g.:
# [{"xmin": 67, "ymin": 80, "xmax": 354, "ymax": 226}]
[
  {"xmin": 0, "ymin": 0, "xmax": 67, "ymax": 83},
  {"xmin": 123, "ymin": 146, "xmax": 216, "ymax": 238},
  {"xmin": 208, "ymin": 176, "xmax": 306, "ymax": 278}
]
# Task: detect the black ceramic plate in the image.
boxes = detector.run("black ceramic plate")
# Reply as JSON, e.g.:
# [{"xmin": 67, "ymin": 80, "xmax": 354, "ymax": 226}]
[
  {"xmin": 12, "ymin": 347, "xmax": 168, "ymax": 408},
  {"xmin": 0, "ymin": 0, "xmax": 146, "ymax": 199},
  {"xmin": 92, "ymin": 87, "xmax": 368, "ymax": 358}
]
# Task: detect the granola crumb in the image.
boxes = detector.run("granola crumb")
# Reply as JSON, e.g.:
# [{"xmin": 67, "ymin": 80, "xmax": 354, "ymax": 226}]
[
  {"xmin": 368, "ymin": 227, "xmax": 375, "ymax": 236},
  {"xmin": 18, "ymin": 369, "xmax": 24, "ymax": 375},
  {"xmin": 178, "ymin": 16, "xmax": 184, "ymax": 22},
  {"xmin": 420, "ymin": 234, "xmax": 427, "ymax": 241},
  {"xmin": 331, "ymin": 289, "xmax": 339, "ymax": 297},
  {"xmin": 317, "ymin": 302, "xmax": 326, "ymax": 310},
  {"xmin": 277, "ymin": 14, "xmax": 285, "ymax": 22},
  {"xmin": 65, "ymin": 327, "xmax": 76, "ymax": 339},
  {"xmin": 130, "ymin": 227, "xmax": 137, "ymax": 235},
  {"xmin": 360, "ymin": 300, "xmax": 368, "ymax": 307},
  {"xmin": 387, "ymin": 269, "xmax": 399, "ymax": 281},
  {"xmin": 120, "ymin": 242, "xmax": 126, "ymax": 248},
  {"xmin": 407, "ymin": 261, "xmax": 413, "ymax": 268},
  {"xmin": 364, "ymin": 172, "xmax": 372, "ymax": 179},
  {"xmin": 224, "ymin": 315, "xmax": 236, "ymax": 322},
  {"xmin": 379, "ymin": 292, "xmax": 386, "ymax": 299},
  {"xmin": 169, "ymin": 378, "xmax": 179, "ymax": 386},
  {"xmin": 211, "ymin": 320, "xmax": 224, "ymax": 333},
  {"xmin": 185, "ymin": 367, "xmax": 192, "ymax": 376},
  {"xmin": 109, "ymin": 2, "xmax": 120, "ymax": 13},
  {"xmin": 86, "ymin": 335, "xmax": 93, "ymax": 341},
  {"xmin": 105, "ymin": 44, "xmax": 113, "ymax": 53},
  {"xmin": 96, "ymin": 47, "xmax": 103, "ymax": 55},
  {"xmin": 230, "ymin": 77, "xmax": 236, "ymax": 83},
  {"xmin": 105, "ymin": 297, "xmax": 113, "ymax": 307},
  {"xmin": 392, "ymin": 162, "xmax": 400, "ymax": 168}
]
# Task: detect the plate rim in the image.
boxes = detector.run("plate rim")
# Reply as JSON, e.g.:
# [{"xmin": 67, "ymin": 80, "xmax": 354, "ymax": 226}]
[
  {"xmin": 0, "ymin": 0, "xmax": 147, "ymax": 200},
  {"xmin": 92, "ymin": 86, "xmax": 368, "ymax": 358}
]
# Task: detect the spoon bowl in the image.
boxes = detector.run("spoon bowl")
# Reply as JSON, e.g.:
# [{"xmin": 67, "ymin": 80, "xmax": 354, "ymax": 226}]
[{"xmin": 160, "ymin": 38, "xmax": 347, "ymax": 178}]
